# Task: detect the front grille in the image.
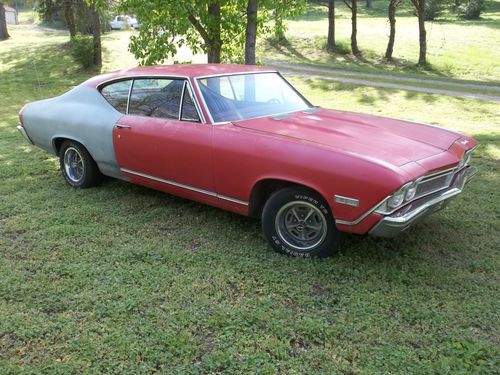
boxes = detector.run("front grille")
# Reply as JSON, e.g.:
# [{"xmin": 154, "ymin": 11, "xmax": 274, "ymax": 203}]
[{"xmin": 416, "ymin": 169, "xmax": 455, "ymax": 197}]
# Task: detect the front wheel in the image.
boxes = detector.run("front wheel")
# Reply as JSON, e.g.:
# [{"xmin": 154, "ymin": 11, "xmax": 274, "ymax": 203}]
[{"xmin": 262, "ymin": 187, "xmax": 341, "ymax": 258}]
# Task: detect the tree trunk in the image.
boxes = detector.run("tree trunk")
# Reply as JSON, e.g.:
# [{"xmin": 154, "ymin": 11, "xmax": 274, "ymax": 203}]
[
  {"xmin": 274, "ymin": 10, "xmax": 285, "ymax": 42},
  {"xmin": 0, "ymin": 2, "xmax": 10, "ymax": 40},
  {"xmin": 417, "ymin": 1, "xmax": 426, "ymax": 65},
  {"xmin": 207, "ymin": 43, "xmax": 221, "ymax": 63},
  {"xmin": 326, "ymin": 0, "xmax": 335, "ymax": 50},
  {"xmin": 207, "ymin": 1, "xmax": 221, "ymax": 63},
  {"xmin": 385, "ymin": 1, "xmax": 396, "ymax": 59},
  {"xmin": 90, "ymin": 4, "xmax": 101, "ymax": 67},
  {"xmin": 245, "ymin": 0, "xmax": 257, "ymax": 65},
  {"xmin": 366, "ymin": 0, "xmax": 373, "ymax": 8},
  {"xmin": 63, "ymin": 0, "xmax": 76, "ymax": 38},
  {"xmin": 351, "ymin": 0, "xmax": 360, "ymax": 56}
]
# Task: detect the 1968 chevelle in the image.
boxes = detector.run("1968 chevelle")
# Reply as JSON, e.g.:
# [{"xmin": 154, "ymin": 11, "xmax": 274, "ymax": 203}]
[{"xmin": 17, "ymin": 64, "xmax": 478, "ymax": 257}]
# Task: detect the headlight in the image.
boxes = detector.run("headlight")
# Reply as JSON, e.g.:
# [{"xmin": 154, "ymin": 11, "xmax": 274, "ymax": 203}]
[
  {"xmin": 387, "ymin": 187, "xmax": 405, "ymax": 209},
  {"xmin": 376, "ymin": 181, "xmax": 418, "ymax": 214}
]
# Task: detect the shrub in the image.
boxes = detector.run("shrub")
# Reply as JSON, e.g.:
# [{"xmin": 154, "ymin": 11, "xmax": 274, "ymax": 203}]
[
  {"xmin": 70, "ymin": 34, "xmax": 94, "ymax": 69},
  {"xmin": 424, "ymin": 0, "xmax": 442, "ymax": 20},
  {"xmin": 459, "ymin": 0, "xmax": 485, "ymax": 19}
]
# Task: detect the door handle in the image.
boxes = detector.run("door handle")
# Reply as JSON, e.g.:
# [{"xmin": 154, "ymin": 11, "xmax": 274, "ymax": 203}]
[{"xmin": 116, "ymin": 124, "xmax": 132, "ymax": 129}]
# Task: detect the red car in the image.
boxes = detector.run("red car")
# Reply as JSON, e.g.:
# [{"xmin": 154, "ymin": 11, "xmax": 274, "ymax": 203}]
[{"xmin": 17, "ymin": 64, "xmax": 478, "ymax": 257}]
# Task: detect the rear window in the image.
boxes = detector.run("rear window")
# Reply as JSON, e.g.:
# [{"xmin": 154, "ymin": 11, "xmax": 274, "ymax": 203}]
[{"xmin": 100, "ymin": 80, "xmax": 132, "ymax": 113}]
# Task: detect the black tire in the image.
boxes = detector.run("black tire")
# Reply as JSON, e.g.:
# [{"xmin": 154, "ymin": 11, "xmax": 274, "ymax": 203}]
[
  {"xmin": 59, "ymin": 141, "xmax": 102, "ymax": 188},
  {"xmin": 262, "ymin": 187, "xmax": 341, "ymax": 258}
]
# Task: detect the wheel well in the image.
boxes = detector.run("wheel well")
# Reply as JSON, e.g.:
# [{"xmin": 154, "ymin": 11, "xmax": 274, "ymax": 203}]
[
  {"xmin": 53, "ymin": 138, "xmax": 69, "ymax": 156},
  {"xmin": 248, "ymin": 179, "xmax": 326, "ymax": 218},
  {"xmin": 53, "ymin": 138, "xmax": 85, "ymax": 156}
]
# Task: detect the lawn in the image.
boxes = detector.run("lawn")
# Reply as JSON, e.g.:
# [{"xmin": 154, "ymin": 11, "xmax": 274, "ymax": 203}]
[
  {"xmin": 1, "ymin": 21, "xmax": 499, "ymax": 374},
  {"xmin": 262, "ymin": 0, "xmax": 500, "ymax": 83}
]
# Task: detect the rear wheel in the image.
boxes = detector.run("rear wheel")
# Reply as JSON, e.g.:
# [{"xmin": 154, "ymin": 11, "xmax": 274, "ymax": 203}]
[
  {"xmin": 59, "ymin": 141, "xmax": 102, "ymax": 188},
  {"xmin": 262, "ymin": 187, "xmax": 341, "ymax": 258}
]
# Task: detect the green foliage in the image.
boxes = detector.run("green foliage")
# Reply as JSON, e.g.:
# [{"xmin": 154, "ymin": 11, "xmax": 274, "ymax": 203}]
[
  {"xmin": 70, "ymin": 33, "xmax": 94, "ymax": 68},
  {"xmin": 35, "ymin": 0, "xmax": 62, "ymax": 23},
  {"xmin": 424, "ymin": 0, "xmax": 443, "ymax": 20},
  {"xmin": 430, "ymin": 339, "xmax": 498, "ymax": 373},
  {"xmin": 119, "ymin": 0, "xmax": 306, "ymax": 64},
  {"xmin": 459, "ymin": 0, "xmax": 485, "ymax": 19}
]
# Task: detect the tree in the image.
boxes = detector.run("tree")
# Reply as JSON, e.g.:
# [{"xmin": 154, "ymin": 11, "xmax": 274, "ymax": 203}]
[
  {"xmin": 385, "ymin": 0, "xmax": 402, "ymax": 59},
  {"xmin": 119, "ymin": 0, "xmax": 234, "ymax": 64},
  {"xmin": 36, "ymin": 0, "xmax": 62, "ymax": 24},
  {"xmin": 88, "ymin": 1, "xmax": 101, "ymax": 67},
  {"xmin": 120, "ymin": 0, "xmax": 305, "ymax": 65},
  {"xmin": 311, "ymin": 0, "xmax": 336, "ymax": 51},
  {"xmin": 245, "ymin": 0, "xmax": 257, "ymax": 65},
  {"xmin": 411, "ymin": 0, "xmax": 427, "ymax": 65},
  {"xmin": 0, "ymin": 1, "xmax": 10, "ymax": 40},
  {"xmin": 273, "ymin": 7, "xmax": 286, "ymax": 42},
  {"xmin": 343, "ymin": 0, "xmax": 360, "ymax": 56},
  {"xmin": 366, "ymin": 0, "xmax": 373, "ymax": 8},
  {"xmin": 63, "ymin": 0, "xmax": 76, "ymax": 38}
]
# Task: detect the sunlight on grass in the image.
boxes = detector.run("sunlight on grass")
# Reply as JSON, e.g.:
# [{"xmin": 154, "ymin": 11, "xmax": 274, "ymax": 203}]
[{"xmin": 262, "ymin": 2, "xmax": 500, "ymax": 82}]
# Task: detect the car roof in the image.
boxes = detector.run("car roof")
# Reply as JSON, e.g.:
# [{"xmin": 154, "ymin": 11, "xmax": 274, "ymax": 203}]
[{"xmin": 84, "ymin": 64, "xmax": 276, "ymax": 88}]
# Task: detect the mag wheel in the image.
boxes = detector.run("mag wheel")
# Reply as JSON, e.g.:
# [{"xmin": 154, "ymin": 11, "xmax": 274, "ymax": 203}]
[
  {"xmin": 262, "ymin": 187, "xmax": 341, "ymax": 258},
  {"xmin": 59, "ymin": 141, "xmax": 102, "ymax": 188}
]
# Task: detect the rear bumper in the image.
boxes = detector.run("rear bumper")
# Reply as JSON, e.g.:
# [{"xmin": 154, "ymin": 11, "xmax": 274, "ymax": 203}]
[
  {"xmin": 369, "ymin": 165, "xmax": 477, "ymax": 237},
  {"xmin": 17, "ymin": 124, "xmax": 34, "ymax": 145}
]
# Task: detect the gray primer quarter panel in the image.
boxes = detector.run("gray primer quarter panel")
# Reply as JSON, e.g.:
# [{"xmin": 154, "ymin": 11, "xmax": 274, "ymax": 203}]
[{"xmin": 22, "ymin": 85, "xmax": 125, "ymax": 179}]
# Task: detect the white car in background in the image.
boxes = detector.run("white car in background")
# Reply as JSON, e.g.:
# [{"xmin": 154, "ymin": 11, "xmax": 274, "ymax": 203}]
[{"xmin": 110, "ymin": 15, "xmax": 140, "ymax": 30}]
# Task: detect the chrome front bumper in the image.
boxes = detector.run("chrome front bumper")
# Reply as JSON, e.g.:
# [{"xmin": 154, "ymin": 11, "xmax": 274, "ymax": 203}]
[
  {"xmin": 369, "ymin": 165, "xmax": 477, "ymax": 237},
  {"xmin": 17, "ymin": 124, "xmax": 34, "ymax": 145}
]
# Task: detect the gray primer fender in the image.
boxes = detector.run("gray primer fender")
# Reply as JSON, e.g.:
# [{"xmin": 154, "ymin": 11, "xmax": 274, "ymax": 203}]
[{"xmin": 22, "ymin": 85, "xmax": 125, "ymax": 180}]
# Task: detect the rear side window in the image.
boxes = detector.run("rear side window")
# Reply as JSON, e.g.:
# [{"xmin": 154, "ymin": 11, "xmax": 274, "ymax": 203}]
[
  {"xmin": 100, "ymin": 80, "xmax": 132, "ymax": 113},
  {"xmin": 129, "ymin": 78, "xmax": 184, "ymax": 119}
]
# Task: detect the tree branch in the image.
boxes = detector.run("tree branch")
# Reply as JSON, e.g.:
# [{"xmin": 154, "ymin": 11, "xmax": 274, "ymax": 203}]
[
  {"xmin": 187, "ymin": 13, "xmax": 210, "ymax": 43},
  {"xmin": 343, "ymin": 0, "xmax": 353, "ymax": 10}
]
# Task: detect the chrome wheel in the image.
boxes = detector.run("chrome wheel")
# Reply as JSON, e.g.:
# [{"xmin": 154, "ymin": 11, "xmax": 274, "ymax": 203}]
[
  {"xmin": 275, "ymin": 201, "xmax": 328, "ymax": 251},
  {"xmin": 63, "ymin": 147, "xmax": 84, "ymax": 183}
]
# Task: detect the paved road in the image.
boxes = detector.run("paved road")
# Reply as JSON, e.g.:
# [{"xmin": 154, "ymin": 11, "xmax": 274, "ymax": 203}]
[{"xmin": 269, "ymin": 61, "xmax": 500, "ymax": 102}]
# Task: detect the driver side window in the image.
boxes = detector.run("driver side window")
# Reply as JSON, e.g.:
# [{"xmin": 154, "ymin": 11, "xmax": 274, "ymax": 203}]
[{"xmin": 129, "ymin": 78, "xmax": 183, "ymax": 119}]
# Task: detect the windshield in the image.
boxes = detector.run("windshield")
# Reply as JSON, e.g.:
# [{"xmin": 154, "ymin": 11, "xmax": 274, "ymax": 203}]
[{"xmin": 197, "ymin": 72, "xmax": 311, "ymax": 123}]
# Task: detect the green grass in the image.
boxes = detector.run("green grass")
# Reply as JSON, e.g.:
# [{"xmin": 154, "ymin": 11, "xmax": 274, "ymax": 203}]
[
  {"xmin": 1, "ymin": 25, "xmax": 500, "ymax": 374},
  {"xmin": 262, "ymin": 1, "xmax": 500, "ymax": 83}
]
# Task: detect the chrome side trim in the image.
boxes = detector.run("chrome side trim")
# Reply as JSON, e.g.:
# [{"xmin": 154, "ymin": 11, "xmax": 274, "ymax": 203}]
[
  {"xmin": 335, "ymin": 199, "xmax": 387, "ymax": 226},
  {"xmin": 334, "ymin": 195, "xmax": 360, "ymax": 207},
  {"xmin": 96, "ymin": 74, "xmax": 190, "ymax": 91},
  {"xmin": 120, "ymin": 168, "xmax": 249, "ymax": 206},
  {"xmin": 217, "ymin": 195, "xmax": 249, "ymax": 206},
  {"xmin": 178, "ymin": 81, "xmax": 186, "ymax": 121},
  {"xmin": 194, "ymin": 70, "xmax": 278, "ymax": 80},
  {"xmin": 126, "ymin": 79, "xmax": 134, "ymax": 115},
  {"xmin": 185, "ymin": 82, "xmax": 206, "ymax": 124}
]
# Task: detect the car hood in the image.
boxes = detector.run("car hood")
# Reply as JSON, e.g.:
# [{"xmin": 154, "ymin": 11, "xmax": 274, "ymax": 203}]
[{"xmin": 233, "ymin": 108, "xmax": 462, "ymax": 167}]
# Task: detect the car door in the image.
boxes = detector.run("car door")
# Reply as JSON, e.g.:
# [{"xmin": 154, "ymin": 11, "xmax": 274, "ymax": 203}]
[{"xmin": 112, "ymin": 77, "xmax": 215, "ymax": 203}]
